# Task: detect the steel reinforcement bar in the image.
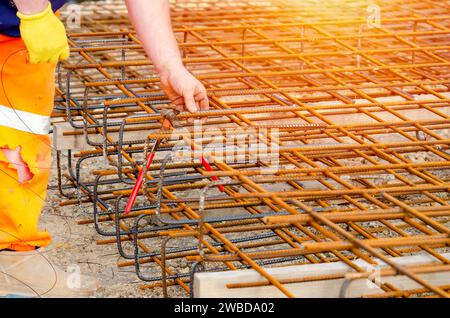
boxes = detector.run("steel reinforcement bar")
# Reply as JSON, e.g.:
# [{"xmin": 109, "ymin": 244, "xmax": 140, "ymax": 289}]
[{"xmin": 52, "ymin": 0, "xmax": 450, "ymax": 298}]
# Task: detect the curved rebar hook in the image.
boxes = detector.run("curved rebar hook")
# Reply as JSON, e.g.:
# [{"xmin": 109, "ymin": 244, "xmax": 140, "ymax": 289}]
[
  {"xmin": 117, "ymin": 113, "xmax": 160, "ymax": 184},
  {"xmin": 55, "ymin": 150, "xmax": 77, "ymax": 199},
  {"xmin": 64, "ymin": 69, "xmax": 80, "ymax": 129},
  {"xmin": 102, "ymin": 102, "xmax": 111, "ymax": 161},
  {"xmin": 114, "ymin": 195, "xmax": 137, "ymax": 259},
  {"xmin": 189, "ymin": 261, "xmax": 206, "ymax": 298},
  {"xmin": 154, "ymin": 153, "xmax": 188, "ymax": 226},
  {"xmin": 132, "ymin": 211, "xmax": 184, "ymax": 282},
  {"xmin": 161, "ymin": 236, "xmax": 173, "ymax": 298},
  {"xmin": 92, "ymin": 174, "xmax": 117, "ymax": 236},
  {"xmin": 132, "ymin": 213, "xmax": 151, "ymax": 281},
  {"xmin": 197, "ymin": 180, "xmax": 237, "ymax": 260}
]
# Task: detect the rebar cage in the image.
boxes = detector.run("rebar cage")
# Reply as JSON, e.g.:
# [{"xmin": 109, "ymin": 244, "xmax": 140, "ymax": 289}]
[{"xmin": 52, "ymin": 0, "xmax": 450, "ymax": 297}]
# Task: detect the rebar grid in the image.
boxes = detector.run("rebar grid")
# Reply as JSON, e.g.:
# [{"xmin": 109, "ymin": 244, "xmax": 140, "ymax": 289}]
[{"xmin": 53, "ymin": 0, "xmax": 450, "ymax": 298}]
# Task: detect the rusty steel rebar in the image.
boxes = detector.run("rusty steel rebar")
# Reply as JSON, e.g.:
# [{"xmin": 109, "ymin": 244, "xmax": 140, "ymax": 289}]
[{"xmin": 52, "ymin": 0, "xmax": 450, "ymax": 298}]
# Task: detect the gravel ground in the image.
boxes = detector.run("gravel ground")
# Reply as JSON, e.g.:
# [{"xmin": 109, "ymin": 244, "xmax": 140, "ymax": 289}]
[
  {"xmin": 39, "ymin": 151, "xmax": 164, "ymax": 297},
  {"xmin": 40, "ymin": 195, "xmax": 151, "ymax": 297}
]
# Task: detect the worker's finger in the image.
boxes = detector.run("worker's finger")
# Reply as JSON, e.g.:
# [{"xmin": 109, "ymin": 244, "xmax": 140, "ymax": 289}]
[
  {"xmin": 171, "ymin": 96, "xmax": 184, "ymax": 104},
  {"xmin": 170, "ymin": 96, "xmax": 185, "ymax": 112},
  {"xmin": 174, "ymin": 103, "xmax": 184, "ymax": 112},
  {"xmin": 199, "ymin": 96, "xmax": 209, "ymax": 111},
  {"xmin": 183, "ymin": 90, "xmax": 198, "ymax": 113},
  {"xmin": 195, "ymin": 90, "xmax": 209, "ymax": 111},
  {"xmin": 195, "ymin": 97, "xmax": 209, "ymax": 123},
  {"xmin": 59, "ymin": 45, "xmax": 70, "ymax": 61}
]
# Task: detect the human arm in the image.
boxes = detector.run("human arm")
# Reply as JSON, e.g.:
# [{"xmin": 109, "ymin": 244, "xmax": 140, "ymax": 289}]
[
  {"xmin": 12, "ymin": 0, "xmax": 48, "ymax": 14},
  {"xmin": 125, "ymin": 0, "xmax": 209, "ymax": 113}
]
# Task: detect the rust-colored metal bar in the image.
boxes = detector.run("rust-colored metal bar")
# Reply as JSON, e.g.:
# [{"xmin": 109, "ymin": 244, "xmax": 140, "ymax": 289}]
[{"xmin": 52, "ymin": 0, "xmax": 450, "ymax": 298}]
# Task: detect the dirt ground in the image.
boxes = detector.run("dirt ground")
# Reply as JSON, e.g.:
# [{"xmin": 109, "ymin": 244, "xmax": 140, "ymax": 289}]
[
  {"xmin": 41, "ymin": 204, "xmax": 146, "ymax": 297},
  {"xmin": 40, "ymin": 158, "xmax": 165, "ymax": 298}
]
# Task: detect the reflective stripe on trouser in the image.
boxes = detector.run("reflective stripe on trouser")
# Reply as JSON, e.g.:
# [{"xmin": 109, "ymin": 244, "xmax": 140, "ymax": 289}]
[{"xmin": 0, "ymin": 34, "xmax": 55, "ymax": 251}]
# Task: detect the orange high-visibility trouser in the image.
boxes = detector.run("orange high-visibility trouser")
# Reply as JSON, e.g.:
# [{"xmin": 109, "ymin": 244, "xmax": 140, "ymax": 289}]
[{"xmin": 0, "ymin": 34, "xmax": 55, "ymax": 251}]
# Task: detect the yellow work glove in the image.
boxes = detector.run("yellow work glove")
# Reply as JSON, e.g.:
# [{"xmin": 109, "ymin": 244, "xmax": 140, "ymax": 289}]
[{"xmin": 17, "ymin": 3, "xmax": 70, "ymax": 64}]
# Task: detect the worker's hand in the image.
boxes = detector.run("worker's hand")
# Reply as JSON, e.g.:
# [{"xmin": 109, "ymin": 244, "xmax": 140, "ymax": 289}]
[
  {"xmin": 159, "ymin": 65, "xmax": 209, "ymax": 114},
  {"xmin": 17, "ymin": 3, "xmax": 70, "ymax": 64}
]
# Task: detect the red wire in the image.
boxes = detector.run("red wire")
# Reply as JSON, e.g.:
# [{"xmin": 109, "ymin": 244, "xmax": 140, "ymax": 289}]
[{"xmin": 124, "ymin": 142, "xmax": 224, "ymax": 215}]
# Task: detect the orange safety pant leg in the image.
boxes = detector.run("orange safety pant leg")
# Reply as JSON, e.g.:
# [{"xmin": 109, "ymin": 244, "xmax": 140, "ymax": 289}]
[{"xmin": 0, "ymin": 34, "xmax": 56, "ymax": 251}]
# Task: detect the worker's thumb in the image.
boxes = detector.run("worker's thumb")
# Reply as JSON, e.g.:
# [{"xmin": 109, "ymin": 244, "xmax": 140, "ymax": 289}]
[{"xmin": 183, "ymin": 91, "xmax": 198, "ymax": 113}]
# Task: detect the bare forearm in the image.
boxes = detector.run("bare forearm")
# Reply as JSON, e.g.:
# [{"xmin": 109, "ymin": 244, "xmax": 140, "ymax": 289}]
[
  {"xmin": 125, "ymin": 0, "xmax": 208, "ymax": 112},
  {"xmin": 13, "ymin": 0, "xmax": 48, "ymax": 14},
  {"xmin": 125, "ymin": 0, "xmax": 183, "ymax": 75}
]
